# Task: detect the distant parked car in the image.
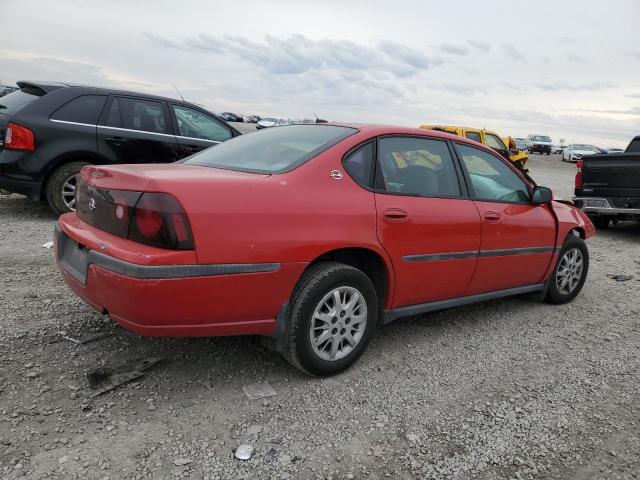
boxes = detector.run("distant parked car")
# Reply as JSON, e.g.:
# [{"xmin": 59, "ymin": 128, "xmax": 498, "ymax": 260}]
[
  {"xmin": 607, "ymin": 147, "xmax": 624, "ymax": 154},
  {"xmin": 552, "ymin": 146, "xmax": 566, "ymax": 154},
  {"xmin": 0, "ymin": 81, "xmax": 240, "ymax": 214},
  {"xmin": 514, "ymin": 138, "xmax": 527, "ymax": 151},
  {"xmin": 0, "ymin": 85, "xmax": 17, "ymax": 97},
  {"xmin": 561, "ymin": 144, "xmax": 598, "ymax": 162},
  {"xmin": 526, "ymin": 135, "xmax": 553, "ymax": 155},
  {"xmin": 245, "ymin": 115, "xmax": 261, "ymax": 123},
  {"xmin": 596, "ymin": 147, "xmax": 608, "ymax": 154},
  {"xmin": 220, "ymin": 112, "xmax": 244, "ymax": 122},
  {"xmin": 256, "ymin": 118, "xmax": 288, "ymax": 129}
]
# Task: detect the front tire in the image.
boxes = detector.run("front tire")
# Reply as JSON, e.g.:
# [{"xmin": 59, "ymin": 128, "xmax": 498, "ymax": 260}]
[
  {"xmin": 545, "ymin": 234, "xmax": 589, "ymax": 304},
  {"xmin": 45, "ymin": 161, "xmax": 89, "ymax": 215},
  {"xmin": 284, "ymin": 262, "xmax": 378, "ymax": 376}
]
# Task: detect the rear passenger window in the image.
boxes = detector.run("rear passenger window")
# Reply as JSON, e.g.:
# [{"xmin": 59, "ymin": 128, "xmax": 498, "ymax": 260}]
[
  {"xmin": 343, "ymin": 142, "xmax": 374, "ymax": 187},
  {"xmin": 465, "ymin": 131, "xmax": 481, "ymax": 143},
  {"xmin": 50, "ymin": 95, "xmax": 107, "ymax": 125},
  {"xmin": 108, "ymin": 97, "xmax": 169, "ymax": 134},
  {"xmin": 376, "ymin": 137, "xmax": 461, "ymax": 197}
]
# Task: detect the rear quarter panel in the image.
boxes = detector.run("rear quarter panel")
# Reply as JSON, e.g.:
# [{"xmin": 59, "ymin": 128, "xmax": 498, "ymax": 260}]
[{"xmin": 152, "ymin": 130, "xmax": 394, "ymax": 269}]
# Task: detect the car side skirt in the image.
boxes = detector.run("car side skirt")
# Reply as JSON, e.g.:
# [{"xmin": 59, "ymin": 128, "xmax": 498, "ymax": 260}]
[{"xmin": 382, "ymin": 283, "xmax": 546, "ymax": 324}]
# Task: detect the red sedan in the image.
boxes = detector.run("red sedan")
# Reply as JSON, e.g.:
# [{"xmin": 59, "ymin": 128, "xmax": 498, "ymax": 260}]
[{"xmin": 55, "ymin": 124, "xmax": 595, "ymax": 375}]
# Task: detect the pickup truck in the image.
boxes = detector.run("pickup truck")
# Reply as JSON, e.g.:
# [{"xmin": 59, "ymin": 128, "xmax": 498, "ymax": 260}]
[{"xmin": 573, "ymin": 135, "xmax": 640, "ymax": 228}]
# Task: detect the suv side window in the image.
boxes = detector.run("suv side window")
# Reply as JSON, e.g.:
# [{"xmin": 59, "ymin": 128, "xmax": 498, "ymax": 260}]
[
  {"xmin": 376, "ymin": 137, "xmax": 461, "ymax": 197},
  {"xmin": 465, "ymin": 131, "xmax": 481, "ymax": 143},
  {"xmin": 484, "ymin": 133, "xmax": 507, "ymax": 151},
  {"xmin": 50, "ymin": 95, "xmax": 107, "ymax": 125},
  {"xmin": 456, "ymin": 143, "xmax": 530, "ymax": 203},
  {"xmin": 106, "ymin": 97, "xmax": 169, "ymax": 134},
  {"xmin": 343, "ymin": 142, "xmax": 374, "ymax": 187},
  {"xmin": 172, "ymin": 105, "xmax": 231, "ymax": 142}
]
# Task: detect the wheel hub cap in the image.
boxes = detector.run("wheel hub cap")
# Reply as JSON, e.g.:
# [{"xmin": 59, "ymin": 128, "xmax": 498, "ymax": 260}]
[
  {"xmin": 309, "ymin": 286, "xmax": 367, "ymax": 361},
  {"xmin": 556, "ymin": 248, "xmax": 583, "ymax": 295},
  {"xmin": 62, "ymin": 174, "xmax": 78, "ymax": 211}
]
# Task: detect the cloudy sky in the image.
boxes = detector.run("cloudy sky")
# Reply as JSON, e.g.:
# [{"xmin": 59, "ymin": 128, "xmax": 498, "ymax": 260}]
[{"xmin": 1, "ymin": 0, "xmax": 639, "ymax": 147}]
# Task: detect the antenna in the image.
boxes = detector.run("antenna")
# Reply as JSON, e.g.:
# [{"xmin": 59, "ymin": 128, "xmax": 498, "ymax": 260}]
[{"xmin": 173, "ymin": 85, "xmax": 185, "ymax": 101}]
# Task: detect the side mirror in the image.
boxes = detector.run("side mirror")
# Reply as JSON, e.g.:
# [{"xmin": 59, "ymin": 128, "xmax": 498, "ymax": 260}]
[{"xmin": 532, "ymin": 186, "xmax": 552, "ymax": 204}]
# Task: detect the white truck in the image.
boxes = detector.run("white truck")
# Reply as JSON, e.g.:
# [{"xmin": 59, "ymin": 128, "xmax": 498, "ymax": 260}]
[{"xmin": 526, "ymin": 134, "xmax": 553, "ymax": 155}]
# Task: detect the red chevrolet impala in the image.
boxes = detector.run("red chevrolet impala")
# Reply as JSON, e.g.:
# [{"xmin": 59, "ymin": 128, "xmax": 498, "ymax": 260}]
[{"xmin": 55, "ymin": 124, "xmax": 595, "ymax": 375}]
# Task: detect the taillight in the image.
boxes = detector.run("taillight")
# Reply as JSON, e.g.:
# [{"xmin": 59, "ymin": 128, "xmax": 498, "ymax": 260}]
[
  {"xmin": 4, "ymin": 122, "xmax": 35, "ymax": 151},
  {"xmin": 75, "ymin": 179, "xmax": 194, "ymax": 250},
  {"xmin": 128, "ymin": 193, "xmax": 194, "ymax": 250},
  {"xmin": 575, "ymin": 160, "xmax": 583, "ymax": 187}
]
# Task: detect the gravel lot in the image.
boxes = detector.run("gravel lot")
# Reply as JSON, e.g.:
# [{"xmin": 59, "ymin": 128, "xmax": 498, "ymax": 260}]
[{"xmin": 1, "ymin": 153, "xmax": 639, "ymax": 479}]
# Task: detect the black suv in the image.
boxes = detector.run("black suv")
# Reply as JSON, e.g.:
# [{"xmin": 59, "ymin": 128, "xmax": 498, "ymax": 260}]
[{"xmin": 0, "ymin": 81, "xmax": 240, "ymax": 214}]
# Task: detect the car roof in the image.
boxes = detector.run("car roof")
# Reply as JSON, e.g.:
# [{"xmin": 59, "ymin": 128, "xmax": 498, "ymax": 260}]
[{"xmin": 17, "ymin": 80, "xmax": 192, "ymax": 105}]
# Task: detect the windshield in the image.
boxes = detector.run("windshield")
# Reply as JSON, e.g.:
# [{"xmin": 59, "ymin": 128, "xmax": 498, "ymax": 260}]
[
  {"xmin": 184, "ymin": 124, "xmax": 357, "ymax": 173},
  {"xmin": 0, "ymin": 87, "xmax": 45, "ymax": 116},
  {"xmin": 574, "ymin": 144, "xmax": 596, "ymax": 151},
  {"xmin": 532, "ymin": 135, "xmax": 551, "ymax": 142}
]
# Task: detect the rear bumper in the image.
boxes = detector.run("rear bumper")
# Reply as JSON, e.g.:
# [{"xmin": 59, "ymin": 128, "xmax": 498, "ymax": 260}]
[
  {"xmin": 55, "ymin": 222, "xmax": 306, "ymax": 337},
  {"xmin": 0, "ymin": 149, "xmax": 42, "ymax": 199},
  {"xmin": 572, "ymin": 197, "xmax": 640, "ymax": 218}
]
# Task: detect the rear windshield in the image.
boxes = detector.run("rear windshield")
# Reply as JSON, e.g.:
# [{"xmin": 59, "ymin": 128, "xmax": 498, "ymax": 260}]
[
  {"xmin": 0, "ymin": 87, "xmax": 45, "ymax": 116},
  {"xmin": 184, "ymin": 124, "xmax": 357, "ymax": 173}
]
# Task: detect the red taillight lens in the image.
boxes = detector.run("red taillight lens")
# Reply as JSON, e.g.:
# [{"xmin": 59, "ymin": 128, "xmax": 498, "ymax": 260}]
[
  {"xmin": 128, "ymin": 193, "xmax": 194, "ymax": 249},
  {"xmin": 75, "ymin": 179, "xmax": 194, "ymax": 250},
  {"xmin": 575, "ymin": 160, "xmax": 583, "ymax": 187},
  {"xmin": 5, "ymin": 122, "xmax": 35, "ymax": 151}
]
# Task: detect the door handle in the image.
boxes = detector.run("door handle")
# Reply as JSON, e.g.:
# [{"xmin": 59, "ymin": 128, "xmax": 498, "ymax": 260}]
[
  {"xmin": 484, "ymin": 211, "xmax": 501, "ymax": 222},
  {"xmin": 383, "ymin": 208, "xmax": 409, "ymax": 222},
  {"xmin": 105, "ymin": 136, "xmax": 126, "ymax": 146}
]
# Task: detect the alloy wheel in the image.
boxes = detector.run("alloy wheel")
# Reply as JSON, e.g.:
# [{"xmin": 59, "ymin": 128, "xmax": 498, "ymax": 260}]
[
  {"xmin": 309, "ymin": 286, "xmax": 367, "ymax": 361},
  {"xmin": 556, "ymin": 248, "xmax": 584, "ymax": 295},
  {"xmin": 61, "ymin": 174, "xmax": 77, "ymax": 211}
]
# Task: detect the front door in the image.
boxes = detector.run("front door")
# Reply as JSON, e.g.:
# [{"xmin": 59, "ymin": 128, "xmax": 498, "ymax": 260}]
[
  {"xmin": 454, "ymin": 142, "xmax": 556, "ymax": 294},
  {"xmin": 374, "ymin": 136, "xmax": 481, "ymax": 308},
  {"xmin": 97, "ymin": 96, "xmax": 180, "ymax": 164},
  {"xmin": 170, "ymin": 104, "xmax": 234, "ymax": 158}
]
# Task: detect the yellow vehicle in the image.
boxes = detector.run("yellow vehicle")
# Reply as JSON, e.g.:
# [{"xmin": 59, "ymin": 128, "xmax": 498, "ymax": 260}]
[{"xmin": 419, "ymin": 125, "xmax": 529, "ymax": 171}]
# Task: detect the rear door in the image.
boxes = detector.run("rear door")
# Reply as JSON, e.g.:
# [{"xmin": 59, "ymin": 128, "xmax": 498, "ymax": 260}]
[
  {"xmin": 454, "ymin": 142, "xmax": 556, "ymax": 294},
  {"xmin": 169, "ymin": 104, "xmax": 234, "ymax": 157},
  {"xmin": 97, "ymin": 96, "xmax": 180, "ymax": 164},
  {"xmin": 374, "ymin": 135, "xmax": 481, "ymax": 307}
]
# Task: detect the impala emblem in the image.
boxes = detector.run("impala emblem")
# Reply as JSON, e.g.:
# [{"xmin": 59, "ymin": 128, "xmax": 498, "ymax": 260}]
[
  {"xmin": 330, "ymin": 169, "xmax": 343, "ymax": 180},
  {"xmin": 88, "ymin": 197, "xmax": 96, "ymax": 210}
]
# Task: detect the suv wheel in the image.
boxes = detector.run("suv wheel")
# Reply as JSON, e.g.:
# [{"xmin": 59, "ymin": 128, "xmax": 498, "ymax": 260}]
[
  {"xmin": 284, "ymin": 262, "xmax": 378, "ymax": 376},
  {"xmin": 545, "ymin": 234, "xmax": 589, "ymax": 304},
  {"xmin": 45, "ymin": 161, "xmax": 89, "ymax": 215},
  {"xmin": 591, "ymin": 216, "xmax": 610, "ymax": 229}
]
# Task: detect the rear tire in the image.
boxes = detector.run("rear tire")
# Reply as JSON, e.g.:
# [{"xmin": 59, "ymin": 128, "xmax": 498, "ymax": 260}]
[
  {"xmin": 545, "ymin": 234, "xmax": 589, "ymax": 305},
  {"xmin": 45, "ymin": 161, "xmax": 89, "ymax": 215},
  {"xmin": 592, "ymin": 216, "xmax": 610, "ymax": 229},
  {"xmin": 284, "ymin": 262, "xmax": 378, "ymax": 376}
]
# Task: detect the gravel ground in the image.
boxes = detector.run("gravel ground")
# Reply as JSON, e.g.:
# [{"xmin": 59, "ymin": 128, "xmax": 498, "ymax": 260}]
[{"xmin": 1, "ymin": 153, "xmax": 639, "ymax": 479}]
